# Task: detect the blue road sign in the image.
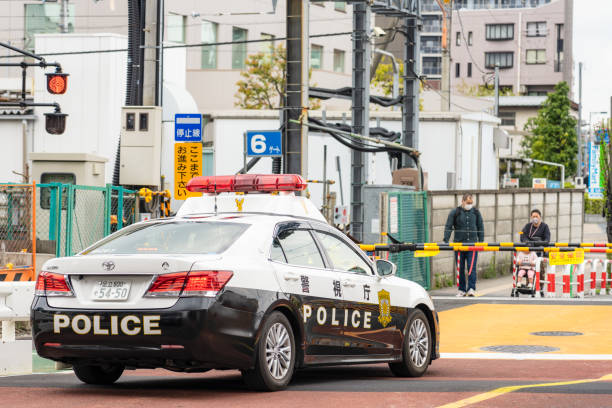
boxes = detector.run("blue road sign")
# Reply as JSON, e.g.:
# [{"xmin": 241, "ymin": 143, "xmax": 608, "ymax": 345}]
[
  {"xmin": 246, "ymin": 130, "xmax": 282, "ymax": 157},
  {"xmin": 175, "ymin": 113, "xmax": 202, "ymax": 142}
]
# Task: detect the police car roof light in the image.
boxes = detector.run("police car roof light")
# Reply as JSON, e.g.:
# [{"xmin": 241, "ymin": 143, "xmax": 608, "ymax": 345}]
[{"xmin": 186, "ymin": 174, "xmax": 307, "ymax": 193}]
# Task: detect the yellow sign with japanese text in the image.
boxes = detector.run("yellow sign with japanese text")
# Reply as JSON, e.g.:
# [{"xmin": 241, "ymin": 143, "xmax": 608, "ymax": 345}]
[
  {"xmin": 174, "ymin": 142, "xmax": 202, "ymax": 200},
  {"xmin": 549, "ymin": 250, "xmax": 584, "ymax": 265}
]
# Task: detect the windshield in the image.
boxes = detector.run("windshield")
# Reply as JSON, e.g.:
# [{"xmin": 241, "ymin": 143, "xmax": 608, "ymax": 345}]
[{"xmin": 83, "ymin": 221, "xmax": 250, "ymax": 255}]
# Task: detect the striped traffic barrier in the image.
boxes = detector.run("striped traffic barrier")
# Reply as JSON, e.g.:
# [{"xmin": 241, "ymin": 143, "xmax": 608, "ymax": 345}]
[
  {"xmin": 511, "ymin": 252, "xmax": 517, "ymax": 294},
  {"xmin": 456, "ymin": 252, "xmax": 460, "ymax": 288},
  {"xmin": 545, "ymin": 264, "xmax": 557, "ymax": 298}
]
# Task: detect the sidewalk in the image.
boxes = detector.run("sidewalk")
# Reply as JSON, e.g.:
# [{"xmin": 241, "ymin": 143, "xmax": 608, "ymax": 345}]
[{"xmin": 430, "ymin": 222, "xmax": 609, "ymax": 298}]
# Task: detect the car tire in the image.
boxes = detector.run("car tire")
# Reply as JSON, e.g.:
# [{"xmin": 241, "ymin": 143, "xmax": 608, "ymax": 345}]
[
  {"xmin": 242, "ymin": 311, "xmax": 296, "ymax": 391},
  {"xmin": 73, "ymin": 364, "xmax": 124, "ymax": 385},
  {"xmin": 389, "ymin": 309, "xmax": 432, "ymax": 378}
]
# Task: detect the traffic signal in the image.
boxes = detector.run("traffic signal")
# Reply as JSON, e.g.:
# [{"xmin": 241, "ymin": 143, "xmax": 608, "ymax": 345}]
[
  {"xmin": 45, "ymin": 110, "xmax": 67, "ymax": 134},
  {"xmin": 45, "ymin": 72, "xmax": 69, "ymax": 95}
]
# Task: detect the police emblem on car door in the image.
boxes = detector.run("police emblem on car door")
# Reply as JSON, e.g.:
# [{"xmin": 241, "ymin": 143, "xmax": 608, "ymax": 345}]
[{"xmin": 377, "ymin": 289, "xmax": 392, "ymax": 328}]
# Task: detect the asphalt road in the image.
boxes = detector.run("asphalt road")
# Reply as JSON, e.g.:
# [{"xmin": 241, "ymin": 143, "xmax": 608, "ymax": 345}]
[{"xmin": 4, "ymin": 292, "xmax": 612, "ymax": 408}]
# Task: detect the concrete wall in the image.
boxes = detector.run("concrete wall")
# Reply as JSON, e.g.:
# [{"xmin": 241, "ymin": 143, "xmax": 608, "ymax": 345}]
[{"xmin": 427, "ymin": 188, "xmax": 584, "ymax": 283}]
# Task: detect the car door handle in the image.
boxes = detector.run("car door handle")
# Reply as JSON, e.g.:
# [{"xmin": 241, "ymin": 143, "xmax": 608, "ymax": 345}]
[
  {"xmin": 342, "ymin": 280, "xmax": 356, "ymax": 287},
  {"xmin": 283, "ymin": 273, "xmax": 299, "ymax": 282}
]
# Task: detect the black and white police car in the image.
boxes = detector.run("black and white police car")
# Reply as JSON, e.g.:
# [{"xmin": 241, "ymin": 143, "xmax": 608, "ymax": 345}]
[{"xmin": 32, "ymin": 174, "xmax": 439, "ymax": 391}]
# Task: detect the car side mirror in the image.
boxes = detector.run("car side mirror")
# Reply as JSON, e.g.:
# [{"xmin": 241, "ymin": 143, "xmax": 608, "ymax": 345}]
[{"xmin": 376, "ymin": 259, "xmax": 397, "ymax": 277}]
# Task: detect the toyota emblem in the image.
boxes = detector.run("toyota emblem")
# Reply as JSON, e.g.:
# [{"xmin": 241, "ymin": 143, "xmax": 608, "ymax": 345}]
[{"xmin": 102, "ymin": 261, "xmax": 115, "ymax": 271}]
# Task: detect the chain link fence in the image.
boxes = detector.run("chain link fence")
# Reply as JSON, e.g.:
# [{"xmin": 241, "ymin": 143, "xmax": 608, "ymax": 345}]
[
  {"xmin": 387, "ymin": 191, "xmax": 430, "ymax": 289},
  {"xmin": 0, "ymin": 183, "xmax": 36, "ymax": 281},
  {"xmin": 35, "ymin": 183, "xmax": 138, "ymax": 259}
]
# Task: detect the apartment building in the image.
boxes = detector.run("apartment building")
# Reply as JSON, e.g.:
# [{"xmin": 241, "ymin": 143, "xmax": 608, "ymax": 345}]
[
  {"xmin": 451, "ymin": 0, "xmax": 573, "ymax": 96},
  {"xmin": 0, "ymin": 1, "xmax": 353, "ymax": 111}
]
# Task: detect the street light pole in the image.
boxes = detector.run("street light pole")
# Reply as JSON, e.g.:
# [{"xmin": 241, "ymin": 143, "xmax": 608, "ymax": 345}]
[{"xmin": 577, "ymin": 62, "xmax": 582, "ymax": 177}]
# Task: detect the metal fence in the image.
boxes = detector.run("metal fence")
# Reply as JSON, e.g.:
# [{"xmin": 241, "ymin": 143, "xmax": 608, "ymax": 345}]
[
  {"xmin": 387, "ymin": 191, "xmax": 430, "ymax": 289},
  {"xmin": 36, "ymin": 183, "xmax": 138, "ymax": 258},
  {"xmin": 0, "ymin": 183, "xmax": 36, "ymax": 281}
]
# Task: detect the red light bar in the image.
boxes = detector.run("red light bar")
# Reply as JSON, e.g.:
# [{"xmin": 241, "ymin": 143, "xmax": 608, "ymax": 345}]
[{"xmin": 186, "ymin": 174, "xmax": 306, "ymax": 193}]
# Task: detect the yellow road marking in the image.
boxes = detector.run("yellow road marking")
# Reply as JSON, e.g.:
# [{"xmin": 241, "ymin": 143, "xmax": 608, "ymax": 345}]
[
  {"xmin": 437, "ymin": 374, "xmax": 612, "ymax": 408},
  {"xmin": 439, "ymin": 304, "xmax": 612, "ymax": 354}
]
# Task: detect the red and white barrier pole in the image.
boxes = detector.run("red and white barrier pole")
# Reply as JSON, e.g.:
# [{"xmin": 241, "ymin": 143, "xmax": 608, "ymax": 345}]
[
  {"xmin": 545, "ymin": 264, "xmax": 556, "ymax": 298},
  {"xmin": 602, "ymin": 260, "xmax": 609, "ymax": 295},
  {"xmin": 562, "ymin": 265, "xmax": 571, "ymax": 298},
  {"xmin": 576, "ymin": 262, "xmax": 585, "ymax": 298},
  {"xmin": 512, "ymin": 252, "xmax": 517, "ymax": 291},
  {"xmin": 456, "ymin": 252, "xmax": 460, "ymax": 288}
]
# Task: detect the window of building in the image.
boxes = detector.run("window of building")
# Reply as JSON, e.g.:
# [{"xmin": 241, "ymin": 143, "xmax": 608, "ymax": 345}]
[
  {"xmin": 485, "ymin": 52, "xmax": 514, "ymax": 68},
  {"xmin": 311, "ymin": 44, "xmax": 323, "ymax": 69},
  {"xmin": 334, "ymin": 2, "xmax": 346, "ymax": 11},
  {"xmin": 485, "ymin": 23, "xmax": 514, "ymax": 40},
  {"xmin": 422, "ymin": 57, "xmax": 441, "ymax": 76},
  {"xmin": 167, "ymin": 13, "xmax": 186, "ymax": 43},
  {"xmin": 232, "ymin": 27, "xmax": 248, "ymax": 69},
  {"xmin": 526, "ymin": 49, "xmax": 546, "ymax": 64},
  {"xmin": 498, "ymin": 111, "xmax": 516, "ymax": 126},
  {"xmin": 421, "ymin": 36, "xmax": 441, "ymax": 54},
  {"xmin": 526, "ymin": 21, "xmax": 547, "ymax": 37},
  {"xmin": 333, "ymin": 49, "xmax": 345, "ymax": 73},
  {"xmin": 468, "ymin": 31, "xmax": 473, "ymax": 45},
  {"xmin": 24, "ymin": 4, "xmax": 75, "ymax": 50},
  {"xmin": 467, "ymin": 62, "xmax": 472, "ymax": 77},
  {"xmin": 555, "ymin": 23, "xmax": 564, "ymax": 72},
  {"xmin": 201, "ymin": 21, "xmax": 218, "ymax": 69},
  {"xmin": 311, "ymin": 1, "xmax": 325, "ymax": 6},
  {"xmin": 422, "ymin": 15, "xmax": 442, "ymax": 33},
  {"xmin": 260, "ymin": 33, "xmax": 275, "ymax": 55},
  {"xmin": 455, "ymin": 62, "xmax": 460, "ymax": 77},
  {"xmin": 456, "ymin": 32, "xmax": 461, "ymax": 46}
]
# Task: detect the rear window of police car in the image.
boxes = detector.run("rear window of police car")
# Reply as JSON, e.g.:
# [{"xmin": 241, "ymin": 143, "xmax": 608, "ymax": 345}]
[{"xmin": 83, "ymin": 221, "xmax": 250, "ymax": 255}]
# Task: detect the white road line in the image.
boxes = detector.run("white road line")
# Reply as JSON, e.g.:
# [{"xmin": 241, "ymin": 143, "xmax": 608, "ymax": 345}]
[{"xmin": 441, "ymin": 352, "xmax": 612, "ymax": 360}]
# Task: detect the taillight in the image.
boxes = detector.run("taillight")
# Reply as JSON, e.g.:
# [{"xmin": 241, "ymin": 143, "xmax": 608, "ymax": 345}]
[
  {"xmin": 35, "ymin": 271, "xmax": 74, "ymax": 297},
  {"xmin": 145, "ymin": 270, "xmax": 233, "ymax": 298},
  {"xmin": 182, "ymin": 270, "xmax": 233, "ymax": 297},
  {"xmin": 145, "ymin": 272, "xmax": 188, "ymax": 297}
]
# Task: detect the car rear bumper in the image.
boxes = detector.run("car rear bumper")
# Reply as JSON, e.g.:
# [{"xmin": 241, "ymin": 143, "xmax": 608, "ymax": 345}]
[{"xmin": 31, "ymin": 295, "xmax": 260, "ymax": 371}]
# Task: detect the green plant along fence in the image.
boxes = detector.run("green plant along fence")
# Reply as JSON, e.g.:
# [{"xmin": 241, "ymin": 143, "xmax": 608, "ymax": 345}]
[
  {"xmin": 36, "ymin": 183, "xmax": 138, "ymax": 257},
  {"xmin": 387, "ymin": 191, "xmax": 430, "ymax": 289}
]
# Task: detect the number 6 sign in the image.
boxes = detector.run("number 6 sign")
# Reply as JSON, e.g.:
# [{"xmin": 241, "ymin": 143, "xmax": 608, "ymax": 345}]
[{"xmin": 246, "ymin": 130, "xmax": 282, "ymax": 157}]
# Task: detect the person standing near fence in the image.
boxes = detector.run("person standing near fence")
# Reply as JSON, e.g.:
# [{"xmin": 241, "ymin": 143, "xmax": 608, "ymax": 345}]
[{"xmin": 443, "ymin": 193, "xmax": 484, "ymax": 297}]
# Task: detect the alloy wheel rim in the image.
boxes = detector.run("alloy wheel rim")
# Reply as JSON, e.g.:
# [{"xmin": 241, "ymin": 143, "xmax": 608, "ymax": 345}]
[
  {"xmin": 408, "ymin": 318, "xmax": 429, "ymax": 368},
  {"xmin": 265, "ymin": 322, "xmax": 292, "ymax": 380}
]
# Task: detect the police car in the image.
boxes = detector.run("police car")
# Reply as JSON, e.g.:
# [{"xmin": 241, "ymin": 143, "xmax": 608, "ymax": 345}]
[{"xmin": 32, "ymin": 174, "xmax": 439, "ymax": 391}]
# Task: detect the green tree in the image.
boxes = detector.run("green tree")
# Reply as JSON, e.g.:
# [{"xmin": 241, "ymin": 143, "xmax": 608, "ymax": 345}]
[
  {"xmin": 371, "ymin": 57, "xmax": 423, "ymax": 110},
  {"xmin": 521, "ymin": 81, "xmax": 577, "ymax": 180},
  {"xmin": 234, "ymin": 43, "xmax": 320, "ymax": 110}
]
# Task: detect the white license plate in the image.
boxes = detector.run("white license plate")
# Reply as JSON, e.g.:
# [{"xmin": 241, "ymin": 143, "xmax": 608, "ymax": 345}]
[{"xmin": 92, "ymin": 280, "xmax": 132, "ymax": 301}]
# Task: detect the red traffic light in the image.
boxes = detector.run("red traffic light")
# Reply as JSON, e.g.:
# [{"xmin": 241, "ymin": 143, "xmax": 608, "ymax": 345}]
[{"xmin": 46, "ymin": 72, "xmax": 69, "ymax": 94}]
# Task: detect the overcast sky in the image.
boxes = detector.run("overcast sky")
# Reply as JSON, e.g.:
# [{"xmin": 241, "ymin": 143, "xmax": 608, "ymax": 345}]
[{"xmin": 573, "ymin": 0, "xmax": 612, "ymax": 124}]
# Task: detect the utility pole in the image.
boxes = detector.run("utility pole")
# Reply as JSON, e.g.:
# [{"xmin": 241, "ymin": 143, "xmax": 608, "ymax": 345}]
[
  {"xmin": 438, "ymin": 0, "xmax": 450, "ymax": 111},
  {"xmin": 284, "ymin": 0, "xmax": 309, "ymax": 178},
  {"xmin": 350, "ymin": 2, "xmax": 371, "ymax": 241},
  {"xmin": 142, "ymin": 0, "xmax": 163, "ymax": 106},
  {"xmin": 60, "ymin": 0, "xmax": 69, "ymax": 33},
  {"xmin": 494, "ymin": 65, "xmax": 499, "ymax": 117},
  {"xmin": 402, "ymin": 15, "xmax": 420, "ymax": 168},
  {"xmin": 577, "ymin": 61, "xmax": 582, "ymax": 178}
]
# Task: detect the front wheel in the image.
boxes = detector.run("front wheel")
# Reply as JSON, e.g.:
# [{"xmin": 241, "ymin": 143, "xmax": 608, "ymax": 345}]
[
  {"xmin": 389, "ymin": 309, "xmax": 432, "ymax": 377},
  {"xmin": 242, "ymin": 311, "xmax": 296, "ymax": 391},
  {"xmin": 73, "ymin": 364, "xmax": 124, "ymax": 385}
]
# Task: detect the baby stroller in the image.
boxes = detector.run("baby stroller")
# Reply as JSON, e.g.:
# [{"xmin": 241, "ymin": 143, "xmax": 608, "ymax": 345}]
[{"xmin": 511, "ymin": 239, "xmax": 546, "ymax": 298}]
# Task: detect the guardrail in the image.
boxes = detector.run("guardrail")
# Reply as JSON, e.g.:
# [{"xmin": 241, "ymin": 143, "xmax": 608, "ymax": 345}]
[{"xmin": 0, "ymin": 282, "xmax": 35, "ymax": 375}]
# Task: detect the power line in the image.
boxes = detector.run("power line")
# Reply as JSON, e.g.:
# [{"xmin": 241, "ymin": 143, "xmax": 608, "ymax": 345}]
[{"xmin": 0, "ymin": 31, "xmax": 353, "ymax": 58}]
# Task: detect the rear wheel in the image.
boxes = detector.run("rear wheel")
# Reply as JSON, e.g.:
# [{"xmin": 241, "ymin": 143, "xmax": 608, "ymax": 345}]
[
  {"xmin": 242, "ymin": 311, "xmax": 296, "ymax": 391},
  {"xmin": 389, "ymin": 309, "xmax": 432, "ymax": 377},
  {"xmin": 73, "ymin": 364, "xmax": 124, "ymax": 385}
]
